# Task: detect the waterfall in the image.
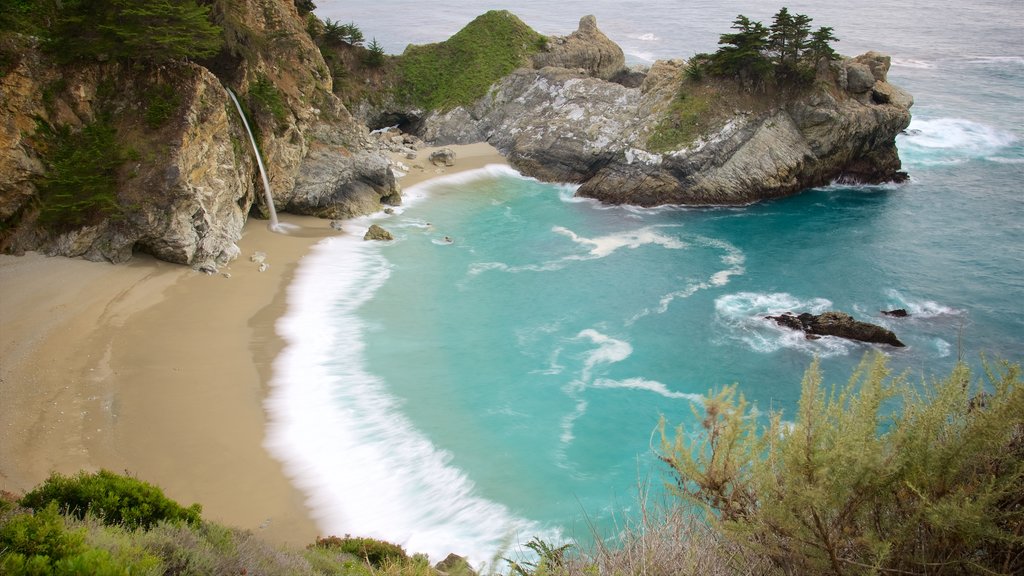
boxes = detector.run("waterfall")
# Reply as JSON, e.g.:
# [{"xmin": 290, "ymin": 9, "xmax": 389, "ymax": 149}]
[{"xmin": 226, "ymin": 87, "xmax": 280, "ymax": 231}]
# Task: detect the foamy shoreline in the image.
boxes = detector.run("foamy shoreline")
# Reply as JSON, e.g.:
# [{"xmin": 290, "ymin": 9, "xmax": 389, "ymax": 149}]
[{"xmin": 0, "ymin": 142, "xmax": 507, "ymax": 547}]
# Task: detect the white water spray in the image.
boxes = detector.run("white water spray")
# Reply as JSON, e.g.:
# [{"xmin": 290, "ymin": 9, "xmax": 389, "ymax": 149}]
[{"xmin": 226, "ymin": 88, "xmax": 280, "ymax": 231}]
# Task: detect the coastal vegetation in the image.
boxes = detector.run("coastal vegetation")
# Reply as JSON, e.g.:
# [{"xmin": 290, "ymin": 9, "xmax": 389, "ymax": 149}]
[
  {"xmin": 395, "ymin": 10, "xmax": 546, "ymax": 110},
  {"xmin": 689, "ymin": 7, "xmax": 840, "ymax": 92},
  {"xmin": 2, "ymin": 357, "xmax": 1019, "ymax": 575}
]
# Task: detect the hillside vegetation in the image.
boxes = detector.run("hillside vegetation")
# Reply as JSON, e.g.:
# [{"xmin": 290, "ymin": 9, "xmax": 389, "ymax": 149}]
[
  {"xmin": 395, "ymin": 10, "xmax": 547, "ymax": 111},
  {"xmin": 2, "ymin": 356, "xmax": 1019, "ymax": 575}
]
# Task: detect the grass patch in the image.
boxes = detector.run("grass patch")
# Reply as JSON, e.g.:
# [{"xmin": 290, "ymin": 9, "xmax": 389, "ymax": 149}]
[
  {"xmin": 646, "ymin": 89, "xmax": 712, "ymax": 153},
  {"xmin": 396, "ymin": 10, "xmax": 546, "ymax": 110}
]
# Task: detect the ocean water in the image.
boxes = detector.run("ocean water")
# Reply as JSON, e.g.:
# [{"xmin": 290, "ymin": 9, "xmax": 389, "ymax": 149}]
[{"xmin": 270, "ymin": 0, "xmax": 1024, "ymax": 568}]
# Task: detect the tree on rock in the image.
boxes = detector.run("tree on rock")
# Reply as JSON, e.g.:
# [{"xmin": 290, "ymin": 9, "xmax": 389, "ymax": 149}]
[{"xmin": 709, "ymin": 15, "xmax": 772, "ymax": 91}]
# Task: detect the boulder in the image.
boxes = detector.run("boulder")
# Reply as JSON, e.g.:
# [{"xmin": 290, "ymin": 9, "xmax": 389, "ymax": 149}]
[
  {"xmin": 766, "ymin": 311, "xmax": 905, "ymax": 347},
  {"xmin": 531, "ymin": 15, "xmax": 626, "ymax": 80},
  {"xmin": 429, "ymin": 148, "xmax": 457, "ymax": 167},
  {"xmin": 882, "ymin": 308, "xmax": 909, "ymax": 317},
  {"xmin": 363, "ymin": 224, "xmax": 394, "ymax": 241}
]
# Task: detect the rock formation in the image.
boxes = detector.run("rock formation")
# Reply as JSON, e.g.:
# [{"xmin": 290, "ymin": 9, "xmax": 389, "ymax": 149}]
[
  {"xmin": 0, "ymin": 0, "xmax": 400, "ymax": 270},
  {"xmin": 767, "ymin": 311, "xmax": 906, "ymax": 347},
  {"xmin": 363, "ymin": 224, "xmax": 394, "ymax": 241},
  {"xmin": 429, "ymin": 148, "xmax": 457, "ymax": 167},
  {"xmin": 418, "ymin": 21, "xmax": 913, "ymax": 207},
  {"xmin": 531, "ymin": 15, "xmax": 625, "ymax": 80}
]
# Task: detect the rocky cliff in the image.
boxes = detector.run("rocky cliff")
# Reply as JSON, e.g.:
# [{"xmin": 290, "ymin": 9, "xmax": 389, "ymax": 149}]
[
  {"xmin": 1, "ymin": 9, "xmax": 914, "ymax": 268},
  {"xmin": 0, "ymin": 0, "xmax": 399, "ymax": 270},
  {"xmin": 419, "ymin": 17, "xmax": 913, "ymax": 206}
]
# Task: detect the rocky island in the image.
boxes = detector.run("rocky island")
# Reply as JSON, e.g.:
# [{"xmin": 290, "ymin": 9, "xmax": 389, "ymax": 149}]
[{"xmin": 0, "ymin": 4, "xmax": 911, "ymax": 271}]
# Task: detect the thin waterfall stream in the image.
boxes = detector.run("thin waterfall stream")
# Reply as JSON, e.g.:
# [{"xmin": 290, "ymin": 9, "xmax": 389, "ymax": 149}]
[{"xmin": 226, "ymin": 88, "xmax": 280, "ymax": 231}]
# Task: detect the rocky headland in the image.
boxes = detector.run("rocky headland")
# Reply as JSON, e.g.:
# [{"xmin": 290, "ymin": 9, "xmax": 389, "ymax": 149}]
[
  {"xmin": 0, "ymin": 5, "xmax": 912, "ymax": 270},
  {"xmin": 412, "ymin": 16, "xmax": 913, "ymax": 206}
]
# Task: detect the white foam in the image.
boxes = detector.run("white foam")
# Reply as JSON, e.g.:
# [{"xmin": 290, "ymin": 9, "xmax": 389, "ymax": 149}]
[
  {"xmin": 470, "ymin": 225, "xmax": 690, "ymax": 277},
  {"xmin": 267, "ymin": 234, "xmax": 554, "ymax": 567},
  {"xmin": 575, "ymin": 328, "xmax": 633, "ymax": 382},
  {"xmin": 712, "ymin": 292, "xmax": 855, "ymax": 357},
  {"xmin": 891, "ymin": 58, "xmax": 936, "ymax": 69},
  {"xmin": 884, "ymin": 289, "xmax": 962, "ymax": 318},
  {"xmin": 553, "ymin": 225, "xmax": 687, "ymax": 258},
  {"xmin": 898, "ymin": 117, "xmax": 1018, "ymax": 165},
  {"xmin": 592, "ymin": 378, "xmax": 703, "ymax": 403}
]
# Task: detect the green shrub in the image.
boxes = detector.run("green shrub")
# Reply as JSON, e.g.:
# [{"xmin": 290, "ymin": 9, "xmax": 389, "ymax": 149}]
[
  {"xmin": 249, "ymin": 74, "xmax": 288, "ymax": 124},
  {"xmin": 396, "ymin": 10, "xmax": 546, "ymax": 110},
  {"xmin": 660, "ymin": 353, "xmax": 1024, "ymax": 575},
  {"xmin": 20, "ymin": 470, "xmax": 201, "ymax": 531},
  {"xmin": 646, "ymin": 90, "xmax": 711, "ymax": 153},
  {"xmin": 311, "ymin": 535, "xmax": 408, "ymax": 567},
  {"xmin": 33, "ymin": 119, "xmax": 127, "ymax": 230},
  {"xmin": 144, "ymin": 83, "xmax": 181, "ymax": 129}
]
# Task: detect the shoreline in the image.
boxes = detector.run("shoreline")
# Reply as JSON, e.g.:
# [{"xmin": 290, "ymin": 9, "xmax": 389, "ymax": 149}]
[{"xmin": 0, "ymin": 142, "xmax": 507, "ymax": 546}]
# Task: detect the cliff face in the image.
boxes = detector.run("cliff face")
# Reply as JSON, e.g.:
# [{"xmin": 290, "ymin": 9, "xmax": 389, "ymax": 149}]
[
  {"xmin": 420, "ymin": 18, "xmax": 913, "ymax": 206},
  {"xmin": 0, "ymin": 0, "xmax": 399, "ymax": 270}
]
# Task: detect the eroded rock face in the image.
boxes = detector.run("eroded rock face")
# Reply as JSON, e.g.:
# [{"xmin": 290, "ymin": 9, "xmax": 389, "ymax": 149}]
[
  {"xmin": 0, "ymin": 0, "xmax": 399, "ymax": 269},
  {"xmin": 767, "ymin": 311, "xmax": 906, "ymax": 347},
  {"xmin": 420, "ymin": 22, "xmax": 913, "ymax": 207},
  {"xmin": 0, "ymin": 58, "xmax": 252, "ymax": 269},
  {"xmin": 531, "ymin": 15, "xmax": 626, "ymax": 80}
]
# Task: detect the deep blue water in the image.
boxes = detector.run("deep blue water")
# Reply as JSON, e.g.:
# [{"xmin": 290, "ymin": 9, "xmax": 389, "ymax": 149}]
[{"xmin": 269, "ymin": 1, "xmax": 1023, "ymax": 569}]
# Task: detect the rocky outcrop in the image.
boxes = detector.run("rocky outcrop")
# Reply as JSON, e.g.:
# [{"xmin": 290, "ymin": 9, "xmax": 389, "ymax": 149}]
[
  {"xmin": 767, "ymin": 311, "xmax": 906, "ymax": 347},
  {"xmin": 363, "ymin": 224, "xmax": 394, "ymax": 241},
  {"xmin": 0, "ymin": 0, "xmax": 400, "ymax": 270},
  {"xmin": 531, "ymin": 15, "xmax": 625, "ymax": 80},
  {"xmin": 419, "ymin": 21, "xmax": 912, "ymax": 207},
  {"xmin": 0, "ymin": 55, "xmax": 253, "ymax": 268}
]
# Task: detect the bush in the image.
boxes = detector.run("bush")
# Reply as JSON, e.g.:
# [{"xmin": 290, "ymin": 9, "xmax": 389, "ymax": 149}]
[
  {"xmin": 249, "ymin": 74, "xmax": 288, "ymax": 124},
  {"xmin": 20, "ymin": 470, "xmax": 201, "ymax": 531},
  {"xmin": 660, "ymin": 353, "xmax": 1024, "ymax": 575},
  {"xmin": 144, "ymin": 83, "xmax": 181, "ymax": 129},
  {"xmin": 33, "ymin": 119, "xmax": 127, "ymax": 230},
  {"xmin": 311, "ymin": 535, "xmax": 408, "ymax": 567}
]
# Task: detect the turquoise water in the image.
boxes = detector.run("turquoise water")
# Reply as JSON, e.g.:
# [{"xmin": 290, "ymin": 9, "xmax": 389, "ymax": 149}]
[{"xmin": 273, "ymin": 0, "xmax": 1024, "ymax": 568}]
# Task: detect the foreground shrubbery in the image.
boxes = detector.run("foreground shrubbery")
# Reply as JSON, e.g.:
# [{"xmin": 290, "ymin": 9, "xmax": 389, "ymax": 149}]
[
  {"xmin": 660, "ymin": 354, "xmax": 1023, "ymax": 576},
  {"xmin": 2, "ymin": 356, "xmax": 1019, "ymax": 575}
]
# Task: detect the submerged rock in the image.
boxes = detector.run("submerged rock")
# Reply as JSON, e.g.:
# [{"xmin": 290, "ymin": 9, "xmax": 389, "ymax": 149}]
[
  {"xmin": 363, "ymin": 224, "xmax": 394, "ymax": 241},
  {"xmin": 882, "ymin": 308, "xmax": 910, "ymax": 317},
  {"xmin": 767, "ymin": 311, "xmax": 906, "ymax": 347}
]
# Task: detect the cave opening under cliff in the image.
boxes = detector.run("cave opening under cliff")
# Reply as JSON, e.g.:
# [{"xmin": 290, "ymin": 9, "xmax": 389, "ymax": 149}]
[{"xmin": 368, "ymin": 112, "xmax": 423, "ymax": 136}]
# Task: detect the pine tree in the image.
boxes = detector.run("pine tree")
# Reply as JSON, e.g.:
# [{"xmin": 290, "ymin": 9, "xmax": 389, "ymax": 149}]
[
  {"xmin": 49, "ymin": 0, "xmax": 222, "ymax": 64},
  {"xmin": 710, "ymin": 15, "xmax": 772, "ymax": 91},
  {"xmin": 806, "ymin": 26, "xmax": 840, "ymax": 66}
]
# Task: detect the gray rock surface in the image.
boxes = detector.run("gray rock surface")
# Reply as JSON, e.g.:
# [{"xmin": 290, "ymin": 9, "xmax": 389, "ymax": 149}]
[{"xmin": 420, "ymin": 48, "xmax": 913, "ymax": 206}]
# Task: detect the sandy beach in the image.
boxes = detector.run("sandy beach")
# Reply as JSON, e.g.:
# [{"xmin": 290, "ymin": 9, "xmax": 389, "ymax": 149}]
[{"xmin": 0, "ymin": 142, "xmax": 507, "ymax": 545}]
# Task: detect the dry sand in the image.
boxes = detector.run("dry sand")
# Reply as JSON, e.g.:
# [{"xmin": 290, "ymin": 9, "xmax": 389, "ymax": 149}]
[{"xmin": 0, "ymin": 142, "xmax": 507, "ymax": 545}]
